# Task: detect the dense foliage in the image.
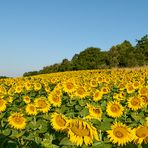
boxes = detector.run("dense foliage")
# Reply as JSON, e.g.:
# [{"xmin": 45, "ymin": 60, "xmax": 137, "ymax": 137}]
[
  {"xmin": 0, "ymin": 68, "xmax": 148, "ymax": 147},
  {"xmin": 23, "ymin": 35, "xmax": 148, "ymax": 77}
]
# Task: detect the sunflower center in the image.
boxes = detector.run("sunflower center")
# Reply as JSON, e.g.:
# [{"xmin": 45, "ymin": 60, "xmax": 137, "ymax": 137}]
[
  {"xmin": 134, "ymin": 82, "xmax": 139, "ymax": 87},
  {"xmin": 128, "ymin": 86, "xmax": 134, "ymax": 91},
  {"xmin": 52, "ymin": 96, "xmax": 60, "ymax": 103},
  {"xmin": 77, "ymin": 88, "xmax": 85, "ymax": 95},
  {"xmin": 93, "ymin": 108, "xmax": 100, "ymax": 114},
  {"xmin": 140, "ymin": 88, "xmax": 147, "ymax": 95},
  {"xmin": 113, "ymin": 127, "xmax": 127, "ymax": 138},
  {"xmin": 29, "ymin": 106, "xmax": 35, "ymax": 112},
  {"xmin": 55, "ymin": 115, "xmax": 66, "ymax": 127},
  {"xmin": 66, "ymin": 83, "xmax": 74, "ymax": 90},
  {"xmin": 0, "ymin": 99, "xmax": 4, "ymax": 107},
  {"xmin": 131, "ymin": 98, "xmax": 140, "ymax": 106},
  {"xmin": 13, "ymin": 116, "xmax": 24, "ymax": 125},
  {"xmin": 94, "ymin": 92, "xmax": 99, "ymax": 98},
  {"xmin": 110, "ymin": 104, "xmax": 120, "ymax": 112},
  {"xmin": 142, "ymin": 96, "xmax": 148, "ymax": 104},
  {"xmin": 136, "ymin": 126, "xmax": 148, "ymax": 138},
  {"xmin": 71, "ymin": 125, "xmax": 90, "ymax": 136},
  {"xmin": 38, "ymin": 100, "xmax": 47, "ymax": 108}
]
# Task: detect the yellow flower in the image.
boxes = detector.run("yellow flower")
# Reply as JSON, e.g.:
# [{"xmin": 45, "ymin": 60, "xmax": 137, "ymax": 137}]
[
  {"xmin": 126, "ymin": 84, "xmax": 135, "ymax": 94},
  {"xmin": 93, "ymin": 90, "xmax": 103, "ymax": 101},
  {"xmin": 24, "ymin": 81, "xmax": 33, "ymax": 91},
  {"xmin": 0, "ymin": 98, "xmax": 7, "ymax": 112},
  {"xmin": 101, "ymin": 86, "xmax": 110, "ymax": 95},
  {"xmin": 8, "ymin": 112, "xmax": 27, "ymax": 130},
  {"xmin": 15, "ymin": 85, "xmax": 23, "ymax": 94},
  {"xmin": 48, "ymin": 93, "xmax": 62, "ymax": 107},
  {"xmin": 133, "ymin": 125, "xmax": 148, "ymax": 144},
  {"xmin": 63, "ymin": 80, "xmax": 76, "ymax": 93},
  {"xmin": 141, "ymin": 95, "xmax": 148, "ymax": 107},
  {"xmin": 23, "ymin": 96, "xmax": 31, "ymax": 104},
  {"xmin": 68, "ymin": 119, "xmax": 99, "ymax": 146},
  {"xmin": 85, "ymin": 104, "xmax": 102, "ymax": 121},
  {"xmin": 107, "ymin": 122, "xmax": 133, "ymax": 146},
  {"xmin": 26, "ymin": 104, "xmax": 38, "ymax": 115},
  {"xmin": 34, "ymin": 97, "xmax": 50, "ymax": 113},
  {"xmin": 50, "ymin": 112, "xmax": 68, "ymax": 131},
  {"xmin": 128, "ymin": 96, "xmax": 143, "ymax": 111},
  {"xmin": 139, "ymin": 87, "xmax": 148, "ymax": 96},
  {"xmin": 74, "ymin": 86, "xmax": 86, "ymax": 99},
  {"xmin": 34, "ymin": 82, "xmax": 42, "ymax": 91},
  {"xmin": 106, "ymin": 101, "xmax": 124, "ymax": 118}
]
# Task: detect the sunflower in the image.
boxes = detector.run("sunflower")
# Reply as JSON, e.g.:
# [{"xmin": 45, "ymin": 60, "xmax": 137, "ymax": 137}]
[
  {"xmin": 0, "ymin": 98, "xmax": 7, "ymax": 112},
  {"xmin": 133, "ymin": 125, "xmax": 148, "ymax": 144},
  {"xmin": 93, "ymin": 90, "xmax": 103, "ymax": 101},
  {"xmin": 68, "ymin": 119, "xmax": 99, "ymax": 146},
  {"xmin": 23, "ymin": 96, "xmax": 31, "ymax": 104},
  {"xmin": 141, "ymin": 95, "xmax": 148, "ymax": 107},
  {"xmin": 106, "ymin": 101, "xmax": 124, "ymax": 118},
  {"xmin": 74, "ymin": 86, "xmax": 86, "ymax": 99},
  {"xmin": 126, "ymin": 84, "xmax": 135, "ymax": 94},
  {"xmin": 48, "ymin": 93, "xmax": 62, "ymax": 107},
  {"xmin": 34, "ymin": 97, "xmax": 50, "ymax": 113},
  {"xmin": 34, "ymin": 82, "xmax": 42, "ymax": 91},
  {"xmin": 85, "ymin": 104, "xmax": 102, "ymax": 121},
  {"xmin": 128, "ymin": 96, "xmax": 143, "ymax": 111},
  {"xmin": 132, "ymin": 81, "xmax": 140, "ymax": 89},
  {"xmin": 0, "ymin": 86, "xmax": 7, "ymax": 95},
  {"xmin": 15, "ymin": 85, "xmax": 23, "ymax": 94},
  {"xmin": 63, "ymin": 80, "xmax": 76, "ymax": 93},
  {"xmin": 101, "ymin": 86, "xmax": 110, "ymax": 95},
  {"xmin": 26, "ymin": 103, "xmax": 38, "ymax": 115},
  {"xmin": 8, "ymin": 112, "xmax": 27, "ymax": 130},
  {"xmin": 107, "ymin": 122, "xmax": 133, "ymax": 146},
  {"xmin": 138, "ymin": 87, "xmax": 148, "ymax": 96},
  {"xmin": 50, "ymin": 112, "xmax": 68, "ymax": 131},
  {"xmin": 24, "ymin": 81, "xmax": 33, "ymax": 91}
]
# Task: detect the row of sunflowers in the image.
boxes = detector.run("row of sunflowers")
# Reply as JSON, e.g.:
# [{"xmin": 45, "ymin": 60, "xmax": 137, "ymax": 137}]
[{"xmin": 0, "ymin": 68, "xmax": 148, "ymax": 147}]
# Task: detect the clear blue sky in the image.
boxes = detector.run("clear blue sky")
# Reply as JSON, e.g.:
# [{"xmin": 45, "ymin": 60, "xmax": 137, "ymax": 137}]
[{"xmin": 0, "ymin": 0, "xmax": 147, "ymax": 77}]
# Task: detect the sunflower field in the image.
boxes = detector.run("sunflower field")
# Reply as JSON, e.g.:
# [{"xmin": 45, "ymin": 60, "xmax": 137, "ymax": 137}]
[{"xmin": 0, "ymin": 68, "xmax": 148, "ymax": 148}]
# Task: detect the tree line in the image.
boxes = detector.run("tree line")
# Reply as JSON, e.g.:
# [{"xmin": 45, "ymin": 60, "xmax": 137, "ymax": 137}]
[{"xmin": 23, "ymin": 35, "xmax": 148, "ymax": 77}]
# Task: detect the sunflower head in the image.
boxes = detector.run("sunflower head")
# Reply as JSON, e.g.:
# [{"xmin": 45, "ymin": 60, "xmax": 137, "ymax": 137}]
[
  {"xmin": 68, "ymin": 119, "xmax": 99, "ymax": 146},
  {"xmin": 34, "ymin": 97, "xmax": 50, "ymax": 113},
  {"xmin": 48, "ymin": 93, "xmax": 62, "ymax": 107},
  {"xmin": 0, "ymin": 98, "xmax": 7, "ymax": 112},
  {"xmin": 86, "ymin": 104, "xmax": 102, "ymax": 121},
  {"xmin": 107, "ymin": 122, "xmax": 134, "ymax": 146},
  {"xmin": 133, "ymin": 125, "xmax": 148, "ymax": 144},
  {"xmin": 50, "ymin": 112, "xmax": 68, "ymax": 131},
  {"xmin": 93, "ymin": 90, "xmax": 103, "ymax": 101},
  {"xmin": 128, "ymin": 96, "xmax": 143, "ymax": 111},
  {"xmin": 8, "ymin": 112, "xmax": 27, "ymax": 130},
  {"xmin": 106, "ymin": 101, "xmax": 124, "ymax": 118},
  {"xmin": 26, "ymin": 103, "xmax": 38, "ymax": 115}
]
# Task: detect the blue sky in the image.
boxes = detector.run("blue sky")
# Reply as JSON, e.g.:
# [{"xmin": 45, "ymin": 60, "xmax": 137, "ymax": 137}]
[{"xmin": 0, "ymin": 0, "xmax": 147, "ymax": 77}]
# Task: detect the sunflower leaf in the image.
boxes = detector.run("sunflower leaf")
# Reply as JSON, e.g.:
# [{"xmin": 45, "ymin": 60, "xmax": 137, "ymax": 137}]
[{"xmin": 59, "ymin": 137, "xmax": 74, "ymax": 146}]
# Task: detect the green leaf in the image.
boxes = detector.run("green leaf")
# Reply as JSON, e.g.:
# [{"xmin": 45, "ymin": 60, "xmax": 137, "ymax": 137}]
[
  {"xmin": 123, "ymin": 143, "xmax": 138, "ymax": 148},
  {"xmin": 3, "ymin": 140, "xmax": 18, "ymax": 148},
  {"xmin": 2, "ymin": 128, "xmax": 11, "ymax": 136},
  {"xmin": 41, "ymin": 139, "xmax": 52, "ymax": 148},
  {"xmin": 59, "ymin": 137, "xmax": 74, "ymax": 146},
  {"xmin": 92, "ymin": 142, "xmax": 112, "ymax": 148},
  {"xmin": 80, "ymin": 108, "xmax": 89, "ymax": 117},
  {"xmin": 99, "ymin": 121, "xmax": 111, "ymax": 130}
]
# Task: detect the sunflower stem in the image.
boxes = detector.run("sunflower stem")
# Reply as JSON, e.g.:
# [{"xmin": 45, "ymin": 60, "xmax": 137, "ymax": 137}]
[
  {"xmin": 99, "ymin": 130, "xmax": 102, "ymax": 141},
  {"xmin": 33, "ymin": 116, "xmax": 36, "ymax": 125}
]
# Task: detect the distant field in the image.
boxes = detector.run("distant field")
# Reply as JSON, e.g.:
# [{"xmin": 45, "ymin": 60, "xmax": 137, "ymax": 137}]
[{"xmin": 0, "ymin": 68, "xmax": 148, "ymax": 147}]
